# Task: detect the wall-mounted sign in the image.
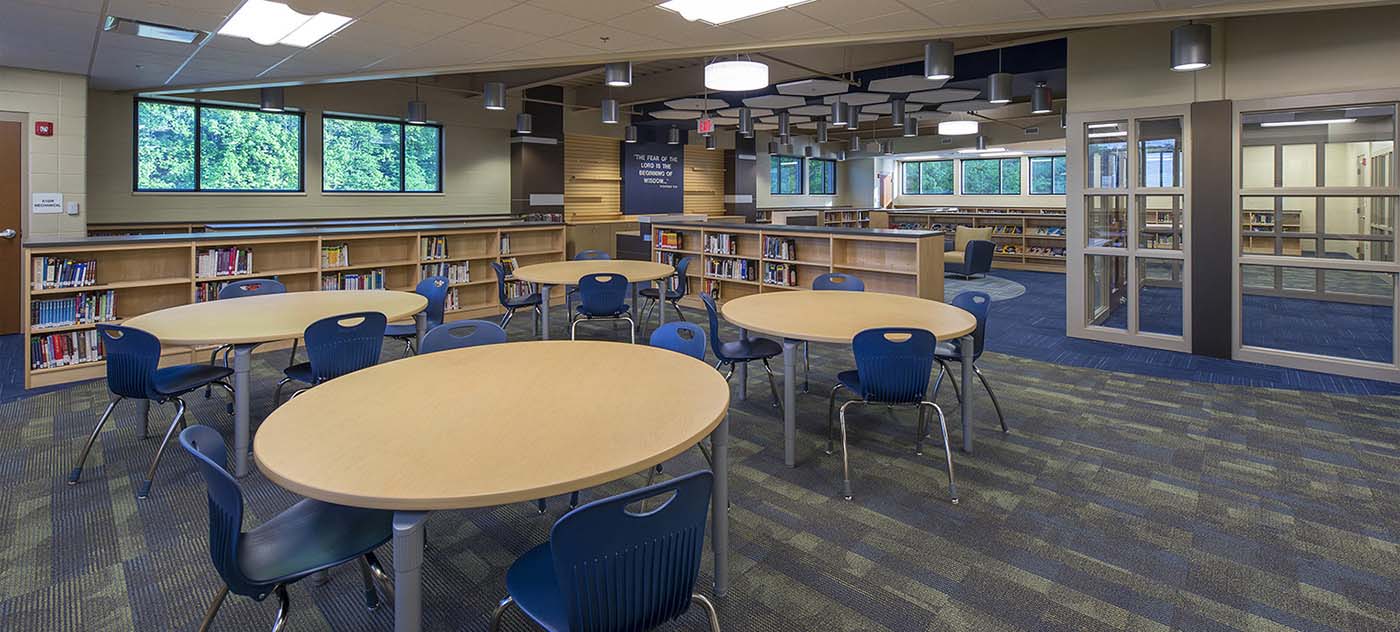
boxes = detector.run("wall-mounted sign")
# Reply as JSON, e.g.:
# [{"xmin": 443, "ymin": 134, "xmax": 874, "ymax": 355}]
[
  {"xmin": 32, "ymin": 193, "xmax": 63, "ymax": 214},
  {"xmin": 696, "ymin": 118, "xmax": 714, "ymax": 135},
  {"xmin": 621, "ymin": 142, "xmax": 684, "ymax": 215},
  {"xmin": 34, "ymin": 121, "xmax": 53, "ymax": 136}
]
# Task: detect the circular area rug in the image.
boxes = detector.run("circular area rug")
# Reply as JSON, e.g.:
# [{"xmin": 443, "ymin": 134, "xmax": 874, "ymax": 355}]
[{"xmin": 943, "ymin": 275, "xmax": 1026, "ymax": 301}]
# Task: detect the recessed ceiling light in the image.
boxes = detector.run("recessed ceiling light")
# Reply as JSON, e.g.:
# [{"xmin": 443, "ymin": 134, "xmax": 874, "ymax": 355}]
[
  {"xmin": 1087, "ymin": 131, "xmax": 1128, "ymax": 138},
  {"xmin": 658, "ymin": 0, "xmax": 815, "ymax": 26},
  {"xmin": 219, "ymin": 0, "xmax": 352, "ymax": 48},
  {"xmin": 1258, "ymin": 118, "xmax": 1357, "ymax": 128},
  {"xmin": 104, "ymin": 16, "xmax": 206, "ymax": 44}
]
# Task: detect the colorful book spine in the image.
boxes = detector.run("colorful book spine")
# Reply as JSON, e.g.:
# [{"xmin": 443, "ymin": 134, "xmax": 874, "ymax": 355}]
[
  {"xmin": 31, "ymin": 257, "xmax": 97, "ymax": 290},
  {"xmin": 30, "ymin": 291, "xmax": 118, "ymax": 329},
  {"xmin": 30, "ymin": 329, "xmax": 105, "ymax": 369}
]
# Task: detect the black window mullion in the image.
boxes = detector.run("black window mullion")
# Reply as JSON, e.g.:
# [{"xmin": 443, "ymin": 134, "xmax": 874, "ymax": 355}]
[
  {"xmin": 193, "ymin": 103, "xmax": 202, "ymax": 192},
  {"xmin": 399, "ymin": 124, "xmax": 407, "ymax": 192}
]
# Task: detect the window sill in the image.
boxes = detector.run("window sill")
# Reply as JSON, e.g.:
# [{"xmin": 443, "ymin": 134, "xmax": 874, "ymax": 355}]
[
  {"xmin": 132, "ymin": 191, "xmax": 308, "ymax": 197},
  {"xmin": 322, "ymin": 192, "xmax": 447, "ymax": 197}
]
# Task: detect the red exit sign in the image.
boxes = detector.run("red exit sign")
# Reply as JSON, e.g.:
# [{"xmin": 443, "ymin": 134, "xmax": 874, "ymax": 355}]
[
  {"xmin": 35, "ymin": 121, "xmax": 53, "ymax": 136},
  {"xmin": 696, "ymin": 118, "xmax": 714, "ymax": 135}
]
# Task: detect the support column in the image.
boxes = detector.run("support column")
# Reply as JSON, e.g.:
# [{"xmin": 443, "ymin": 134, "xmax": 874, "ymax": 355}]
[
  {"xmin": 510, "ymin": 86, "xmax": 565, "ymax": 221},
  {"xmin": 724, "ymin": 135, "xmax": 758, "ymax": 221},
  {"xmin": 1189, "ymin": 100, "xmax": 1233, "ymax": 358}
]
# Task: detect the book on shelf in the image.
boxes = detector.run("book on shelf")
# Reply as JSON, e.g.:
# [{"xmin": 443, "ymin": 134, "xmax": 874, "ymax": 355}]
[
  {"xmin": 763, "ymin": 236, "xmax": 797, "ymax": 260},
  {"xmin": 706, "ymin": 257, "xmax": 755, "ymax": 281},
  {"xmin": 31, "ymin": 329, "xmax": 105, "ymax": 370},
  {"xmin": 422, "ymin": 261, "xmax": 470, "ymax": 284},
  {"xmin": 656, "ymin": 252, "xmax": 685, "ymax": 291},
  {"xmin": 444, "ymin": 288, "xmax": 461, "ymax": 311},
  {"xmin": 762, "ymin": 263, "xmax": 797, "ymax": 287},
  {"xmin": 703, "ymin": 279, "xmax": 720, "ymax": 299},
  {"xmin": 703, "ymin": 233, "xmax": 739, "ymax": 255},
  {"xmin": 421, "ymin": 235, "xmax": 448, "ymax": 260},
  {"xmin": 321, "ymin": 269, "xmax": 386, "ymax": 291},
  {"xmin": 500, "ymin": 257, "xmax": 520, "ymax": 278},
  {"xmin": 31, "ymin": 257, "xmax": 97, "ymax": 290},
  {"xmin": 30, "ymin": 291, "xmax": 118, "ymax": 329},
  {"xmin": 499, "ymin": 233, "xmax": 511, "ymax": 255},
  {"xmin": 656, "ymin": 230, "xmax": 684, "ymax": 250},
  {"xmin": 321, "ymin": 243, "xmax": 350, "ymax": 268},
  {"xmin": 196, "ymin": 247, "xmax": 253, "ymax": 278}
]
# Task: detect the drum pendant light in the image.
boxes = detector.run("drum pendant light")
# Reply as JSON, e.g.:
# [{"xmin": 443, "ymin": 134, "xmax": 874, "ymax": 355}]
[
  {"xmin": 604, "ymin": 61, "xmax": 632, "ymax": 87},
  {"xmin": 667, "ymin": 126, "xmax": 681, "ymax": 144},
  {"xmin": 515, "ymin": 113, "xmax": 532, "ymax": 134},
  {"xmin": 891, "ymin": 99, "xmax": 906, "ymax": 127},
  {"xmin": 830, "ymin": 98, "xmax": 847, "ymax": 128},
  {"xmin": 705, "ymin": 134, "xmax": 717, "ymax": 150},
  {"xmin": 625, "ymin": 125, "xmax": 638, "ymax": 143},
  {"xmin": 846, "ymin": 103, "xmax": 860, "ymax": 128},
  {"xmin": 987, "ymin": 72, "xmax": 1012, "ymax": 105},
  {"xmin": 848, "ymin": 133, "xmax": 861, "ymax": 152},
  {"xmin": 778, "ymin": 111, "xmax": 790, "ymax": 137},
  {"xmin": 405, "ymin": 81, "xmax": 426, "ymax": 123},
  {"xmin": 1170, "ymin": 22, "xmax": 1212, "ymax": 71},
  {"xmin": 803, "ymin": 145, "xmax": 814, "ymax": 157},
  {"xmin": 259, "ymin": 86, "xmax": 285, "ymax": 112},
  {"xmin": 924, "ymin": 40, "xmax": 954, "ymax": 81},
  {"xmin": 738, "ymin": 107, "xmax": 753, "ymax": 137},
  {"xmin": 903, "ymin": 117, "xmax": 918, "ymax": 138},
  {"xmin": 601, "ymin": 98, "xmax": 620, "ymax": 124},
  {"xmin": 767, "ymin": 140, "xmax": 780, "ymax": 154},
  {"xmin": 483, "ymin": 82, "xmax": 506, "ymax": 111},
  {"xmin": 816, "ymin": 119, "xmax": 828, "ymax": 143},
  {"xmin": 1031, "ymin": 81, "xmax": 1053, "ymax": 114}
]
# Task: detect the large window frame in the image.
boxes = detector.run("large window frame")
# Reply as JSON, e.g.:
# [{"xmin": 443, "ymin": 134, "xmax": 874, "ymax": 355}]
[
  {"xmin": 961, "ymin": 157, "xmax": 1022, "ymax": 195},
  {"xmin": 132, "ymin": 97, "xmax": 306, "ymax": 193},
  {"xmin": 322, "ymin": 113, "xmax": 444, "ymax": 194},
  {"xmin": 901, "ymin": 160, "xmax": 954, "ymax": 195},
  {"xmin": 770, "ymin": 154, "xmax": 803, "ymax": 195},
  {"xmin": 807, "ymin": 157, "xmax": 837, "ymax": 195},
  {"xmin": 1029, "ymin": 155, "xmax": 1068, "ymax": 195}
]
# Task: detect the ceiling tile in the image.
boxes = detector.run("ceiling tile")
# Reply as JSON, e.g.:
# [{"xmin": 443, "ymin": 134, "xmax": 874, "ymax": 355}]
[
  {"xmin": 838, "ymin": 9, "xmax": 936, "ymax": 34},
  {"xmin": 867, "ymin": 75, "xmax": 948, "ymax": 93},
  {"xmin": 606, "ymin": 8, "xmax": 751, "ymax": 46},
  {"xmin": 775, "ymin": 78, "xmax": 849, "ymax": 97},
  {"xmin": 902, "ymin": 0, "xmax": 1043, "ymax": 26},
  {"xmin": 724, "ymin": 9, "xmax": 839, "ymax": 39},
  {"xmin": 1027, "ymin": 0, "xmax": 1158, "ymax": 19},
  {"xmin": 664, "ymin": 97, "xmax": 731, "ymax": 110},
  {"xmin": 358, "ymin": 2, "xmax": 473, "ymax": 38},
  {"xmin": 436, "ymin": 21, "xmax": 541, "ymax": 48},
  {"xmin": 484, "ymin": 3, "xmax": 593, "ymax": 37},
  {"xmin": 822, "ymin": 92, "xmax": 888, "ymax": 105},
  {"xmin": 397, "ymin": 38, "xmax": 507, "ymax": 67},
  {"xmin": 862, "ymin": 102, "xmax": 924, "ymax": 115},
  {"xmin": 650, "ymin": 109, "xmax": 702, "ymax": 120},
  {"xmin": 525, "ymin": 0, "xmax": 653, "ymax": 22},
  {"xmin": 487, "ymin": 38, "xmax": 602, "ymax": 62},
  {"xmin": 907, "ymin": 88, "xmax": 981, "ymax": 103},
  {"xmin": 395, "ymin": 0, "xmax": 522, "ymax": 21},
  {"xmin": 106, "ymin": 0, "xmax": 228, "ymax": 32},
  {"xmin": 556, "ymin": 23, "xmax": 671, "ymax": 52},
  {"xmin": 790, "ymin": 0, "xmax": 909, "ymax": 23},
  {"xmin": 937, "ymin": 99, "xmax": 995, "ymax": 112},
  {"xmin": 742, "ymin": 95, "xmax": 808, "ymax": 109},
  {"xmin": 789, "ymin": 104, "xmax": 833, "ymax": 116},
  {"xmin": 752, "ymin": 122, "xmax": 778, "ymax": 130},
  {"xmin": 758, "ymin": 114, "xmax": 812, "ymax": 123},
  {"xmin": 717, "ymin": 107, "xmax": 772, "ymax": 118}
]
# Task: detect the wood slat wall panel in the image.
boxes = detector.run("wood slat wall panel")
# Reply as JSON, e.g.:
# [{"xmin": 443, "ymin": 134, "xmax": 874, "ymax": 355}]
[
  {"xmin": 564, "ymin": 135, "xmax": 622, "ymax": 222},
  {"xmin": 684, "ymin": 145, "xmax": 726, "ymax": 217}
]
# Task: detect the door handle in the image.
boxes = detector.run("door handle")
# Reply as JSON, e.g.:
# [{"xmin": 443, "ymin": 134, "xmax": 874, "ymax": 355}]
[{"xmin": 0, "ymin": 228, "xmax": 15, "ymax": 239}]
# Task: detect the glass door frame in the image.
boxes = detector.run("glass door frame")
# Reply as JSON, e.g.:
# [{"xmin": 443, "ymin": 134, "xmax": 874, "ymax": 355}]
[
  {"xmin": 1067, "ymin": 104, "xmax": 1192, "ymax": 352},
  {"xmin": 1231, "ymin": 89, "xmax": 1400, "ymax": 382}
]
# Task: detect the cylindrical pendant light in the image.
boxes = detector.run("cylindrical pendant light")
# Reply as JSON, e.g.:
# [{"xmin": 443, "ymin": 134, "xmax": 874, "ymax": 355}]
[
  {"xmin": 891, "ymin": 99, "xmax": 906, "ymax": 127},
  {"xmin": 837, "ymin": 150, "xmax": 847, "ymax": 161},
  {"xmin": 848, "ymin": 134, "xmax": 861, "ymax": 152},
  {"xmin": 767, "ymin": 140, "xmax": 780, "ymax": 154},
  {"xmin": 987, "ymin": 72, "xmax": 1013, "ymax": 104},
  {"xmin": 738, "ymin": 107, "xmax": 753, "ymax": 137},
  {"xmin": 975, "ymin": 135, "xmax": 987, "ymax": 150},
  {"xmin": 515, "ymin": 113, "xmax": 532, "ymax": 134},
  {"xmin": 600, "ymin": 98, "xmax": 619, "ymax": 124},
  {"xmin": 846, "ymin": 103, "xmax": 860, "ymax": 128},
  {"xmin": 259, "ymin": 87, "xmax": 285, "ymax": 112},
  {"xmin": 830, "ymin": 99, "xmax": 846, "ymax": 128},
  {"xmin": 882, "ymin": 140, "xmax": 894, "ymax": 155},
  {"xmin": 484, "ymin": 82, "xmax": 506, "ymax": 110},
  {"xmin": 667, "ymin": 126, "xmax": 680, "ymax": 145},
  {"xmin": 1031, "ymin": 81, "xmax": 1053, "ymax": 114},
  {"xmin": 804, "ymin": 145, "xmax": 815, "ymax": 157},
  {"xmin": 624, "ymin": 125, "xmax": 638, "ymax": 143},
  {"xmin": 406, "ymin": 99, "xmax": 427, "ymax": 124},
  {"xmin": 816, "ymin": 119, "xmax": 828, "ymax": 143},
  {"xmin": 604, "ymin": 61, "xmax": 632, "ymax": 87},
  {"xmin": 1170, "ymin": 23, "xmax": 1212, "ymax": 71},
  {"xmin": 924, "ymin": 40, "xmax": 954, "ymax": 81},
  {"xmin": 705, "ymin": 134, "xmax": 717, "ymax": 150},
  {"xmin": 903, "ymin": 116, "xmax": 918, "ymax": 137},
  {"xmin": 779, "ymin": 133, "xmax": 790, "ymax": 145},
  {"xmin": 1060, "ymin": 110, "xmax": 1067, "ymax": 129},
  {"xmin": 778, "ymin": 111, "xmax": 790, "ymax": 137}
]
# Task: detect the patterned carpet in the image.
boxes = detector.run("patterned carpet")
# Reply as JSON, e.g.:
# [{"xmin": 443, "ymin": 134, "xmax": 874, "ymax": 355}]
[{"xmin": 2, "ymin": 311, "xmax": 1397, "ymax": 632}]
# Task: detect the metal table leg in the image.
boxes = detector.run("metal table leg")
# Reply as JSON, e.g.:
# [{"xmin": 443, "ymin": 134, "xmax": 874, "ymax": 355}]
[
  {"xmin": 413, "ymin": 313, "xmax": 426, "ymax": 351},
  {"xmin": 655, "ymin": 280, "xmax": 667, "ymax": 333},
  {"xmin": 735, "ymin": 328, "xmax": 748, "ymax": 400},
  {"xmin": 782, "ymin": 339, "xmax": 798, "ymax": 467},
  {"xmin": 710, "ymin": 412, "xmax": 730, "ymax": 598},
  {"xmin": 631, "ymin": 282, "xmax": 642, "ymax": 341},
  {"xmin": 393, "ymin": 511, "xmax": 429, "ymax": 632},
  {"xmin": 540, "ymin": 283, "xmax": 552, "ymax": 340},
  {"xmin": 232, "ymin": 344, "xmax": 254, "ymax": 477},
  {"xmin": 960, "ymin": 335, "xmax": 975, "ymax": 454}
]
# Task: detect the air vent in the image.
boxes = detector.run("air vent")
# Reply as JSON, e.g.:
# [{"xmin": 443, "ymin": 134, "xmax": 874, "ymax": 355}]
[
  {"xmin": 104, "ymin": 16, "xmax": 207, "ymax": 44},
  {"xmin": 1025, "ymin": 126, "xmax": 1040, "ymax": 135}
]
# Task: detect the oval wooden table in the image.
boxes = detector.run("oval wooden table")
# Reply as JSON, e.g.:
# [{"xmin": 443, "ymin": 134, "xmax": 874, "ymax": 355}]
[
  {"xmin": 512, "ymin": 260, "xmax": 675, "ymax": 341},
  {"xmin": 253, "ymin": 340, "xmax": 732, "ymax": 632},
  {"xmin": 124, "ymin": 290, "xmax": 428, "ymax": 477},
  {"xmin": 721, "ymin": 290, "xmax": 979, "ymax": 463}
]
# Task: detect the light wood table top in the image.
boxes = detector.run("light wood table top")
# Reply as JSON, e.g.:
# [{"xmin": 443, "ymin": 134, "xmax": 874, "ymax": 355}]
[
  {"xmin": 721, "ymin": 290, "xmax": 976, "ymax": 344},
  {"xmin": 253, "ymin": 340, "xmax": 730, "ymax": 511},
  {"xmin": 512, "ymin": 260, "xmax": 675, "ymax": 285},
  {"xmin": 123, "ymin": 290, "xmax": 427, "ymax": 346}
]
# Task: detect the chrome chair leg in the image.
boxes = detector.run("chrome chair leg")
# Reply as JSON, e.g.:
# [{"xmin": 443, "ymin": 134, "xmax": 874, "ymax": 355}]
[
  {"xmin": 269, "ymin": 584, "xmax": 290, "ymax": 632},
  {"xmin": 196, "ymin": 585, "xmax": 229, "ymax": 632},
  {"xmin": 137, "ymin": 398, "xmax": 186, "ymax": 499},
  {"xmin": 140, "ymin": 399, "xmax": 150, "ymax": 439},
  {"xmin": 535, "ymin": 498, "xmax": 547, "ymax": 514},
  {"xmin": 670, "ymin": 300, "xmax": 687, "ymax": 323},
  {"xmin": 761, "ymin": 359, "xmax": 782, "ymax": 411},
  {"xmin": 915, "ymin": 403, "xmax": 927, "ymax": 456},
  {"xmin": 623, "ymin": 316, "xmax": 636, "ymax": 344},
  {"xmin": 357, "ymin": 556, "xmax": 381, "ymax": 611},
  {"xmin": 273, "ymin": 377, "xmax": 293, "ymax": 407},
  {"xmin": 973, "ymin": 365, "xmax": 1008, "ymax": 432},
  {"xmin": 569, "ymin": 491, "xmax": 580, "ymax": 508},
  {"xmin": 288, "ymin": 338, "xmax": 299, "ymax": 367},
  {"xmin": 692, "ymin": 594, "xmax": 722, "ymax": 632},
  {"xmin": 364, "ymin": 551, "xmax": 395, "ymax": 608},
  {"xmin": 499, "ymin": 308, "xmax": 514, "ymax": 330},
  {"xmin": 68, "ymin": 397, "xmax": 122, "ymax": 485},
  {"xmin": 825, "ymin": 384, "xmax": 846, "ymax": 455},
  {"xmin": 802, "ymin": 342, "xmax": 810, "ymax": 393},
  {"xmin": 838, "ymin": 400, "xmax": 858, "ymax": 500},
  {"xmin": 489, "ymin": 596, "xmax": 517, "ymax": 632},
  {"xmin": 922, "ymin": 401, "xmax": 958, "ymax": 504},
  {"xmin": 933, "ymin": 359, "xmax": 961, "ymax": 403}
]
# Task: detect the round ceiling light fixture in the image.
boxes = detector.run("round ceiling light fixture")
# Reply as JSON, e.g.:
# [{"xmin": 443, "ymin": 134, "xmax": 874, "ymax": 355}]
[
  {"xmin": 938, "ymin": 120, "xmax": 978, "ymax": 136},
  {"xmin": 705, "ymin": 57, "xmax": 769, "ymax": 92}
]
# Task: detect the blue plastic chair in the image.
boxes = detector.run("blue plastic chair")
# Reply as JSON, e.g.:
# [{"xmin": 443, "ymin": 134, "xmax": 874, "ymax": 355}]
[
  {"xmin": 933, "ymin": 291, "xmax": 1007, "ymax": 432},
  {"xmin": 701, "ymin": 292, "xmax": 783, "ymax": 410},
  {"xmin": 68, "ymin": 324, "xmax": 234, "ymax": 499},
  {"xmin": 419, "ymin": 319, "xmax": 508, "ymax": 354},
  {"xmin": 490, "ymin": 470, "xmax": 721, "ymax": 632},
  {"xmin": 649, "ymin": 321, "xmax": 706, "ymax": 361},
  {"xmin": 207, "ymin": 278, "xmax": 292, "ymax": 400},
  {"xmin": 945, "ymin": 239, "xmax": 995, "ymax": 279},
  {"xmin": 805, "ymin": 272, "xmax": 866, "ymax": 392},
  {"xmin": 179, "ymin": 425, "xmax": 394, "ymax": 632},
  {"xmin": 571, "ymin": 273, "xmax": 635, "ymax": 343},
  {"xmin": 827, "ymin": 327, "xmax": 957, "ymax": 503},
  {"xmin": 385, "ymin": 275, "xmax": 449, "ymax": 354},
  {"xmin": 566, "ymin": 250, "xmax": 611, "ymax": 322},
  {"xmin": 274, "ymin": 311, "xmax": 387, "ymax": 406},
  {"xmin": 491, "ymin": 261, "xmax": 543, "ymax": 336},
  {"xmin": 640, "ymin": 256, "xmax": 694, "ymax": 328}
]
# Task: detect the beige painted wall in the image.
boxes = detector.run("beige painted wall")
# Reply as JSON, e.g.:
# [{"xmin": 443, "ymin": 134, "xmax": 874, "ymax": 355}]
[
  {"xmin": 86, "ymin": 81, "xmax": 516, "ymax": 224},
  {"xmin": 755, "ymin": 133, "xmax": 868, "ymax": 208},
  {"xmin": 890, "ymin": 131, "xmax": 1067, "ymax": 209},
  {"xmin": 1, "ymin": 66, "xmax": 86, "ymax": 240}
]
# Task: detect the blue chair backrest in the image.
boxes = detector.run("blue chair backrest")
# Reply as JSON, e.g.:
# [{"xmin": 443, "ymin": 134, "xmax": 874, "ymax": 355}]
[
  {"xmin": 578, "ymin": 273, "xmax": 628, "ymax": 316},
  {"xmin": 414, "ymin": 275, "xmax": 450, "ymax": 329},
  {"xmin": 97, "ymin": 324, "xmax": 161, "ymax": 400},
  {"xmin": 419, "ymin": 320, "xmax": 507, "ymax": 354},
  {"xmin": 303, "ymin": 311, "xmax": 387, "ymax": 383},
  {"xmin": 966, "ymin": 240, "xmax": 995, "ymax": 272},
  {"xmin": 549, "ymin": 470, "xmax": 714, "ymax": 632},
  {"xmin": 490, "ymin": 261, "xmax": 512, "ymax": 305},
  {"xmin": 699, "ymin": 293, "xmax": 733, "ymax": 362},
  {"xmin": 650, "ymin": 322, "xmax": 706, "ymax": 361},
  {"xmin": 179, "ymin": 425, "xmax": 265, "ymax": 598},
  {"xmin": 671, "ymin": 256, "xmax": 693, "ymax": 296},
  {"xmin": 950, "ymin": 291, "xmax": 991, "ymax": 359},
  {"xmin": 852, "ymin": 327, "xmax": 937, "ymax": 404},
  {"xmin": 217, "ymin": 278, "xmax": 286, "ymax": 300},
  {"xmin": 813, "ymin": 273, "xmax": 865, "ymax": 292},
  {"xmin": 574, "ymin": 249, "xmax": 611, "ymax": 260}
]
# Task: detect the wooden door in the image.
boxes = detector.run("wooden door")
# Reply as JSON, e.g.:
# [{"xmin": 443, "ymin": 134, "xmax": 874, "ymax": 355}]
[{"xmin": 0, "ymin": 121, "xmax": 21, "ymax": 335}]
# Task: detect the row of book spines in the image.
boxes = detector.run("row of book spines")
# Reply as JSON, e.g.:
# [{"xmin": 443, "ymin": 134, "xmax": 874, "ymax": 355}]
[
  {"xmin": 705, "ymin": 258, "xmax": 755, "ymax": 281},
  {"xmin": 421, "ymin": 236, "xmax": 449, "ymax": 259},
  {"xmin": 762, "ymin": 263, "xmax": 799, "ymax": 287},
  {"xmin": 32, "ymin": 258, "xmax": 97, "ymax": 289},
  {"xmin": 321, "ymin": 244, "xmax": 350, "ymax": 267},
  {"xmin": 421, "ymin": 263, "xmax": 470, "ymax": 283},
  {"xmin": 504, "ymin": 280, "xmax": 533, "ymax": 301},
  {"xmin": 31, "ymin": 330, "xmax": 105, "ymax": 369},
  {"xmin": 656, "ymin": 231, "xmax": 684, "ymax": 249},
  {"xmin": 703, "ymin": 234, "xmax": 739, "ymax": 254},
  {"xmin": 763, "ymin": 237, "xmax": 797, "ymax": 260},
  {"xmin": 196, "ymin": 248, "xmax": 253, "ymax": 277},
  {"xmin": 321, "ymin": 269, "xmax": 386, "ymax": 291},
  {"xmin": 30, "ymin": 291, "xmax": 118, "ymax": 328}
]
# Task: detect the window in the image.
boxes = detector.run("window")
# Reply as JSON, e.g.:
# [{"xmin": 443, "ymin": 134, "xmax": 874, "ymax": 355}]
[
  {"xmin": 901, "ymin": 160, "xmax": 953, "ymax": 195},
  {"xmin": 1030, "ymin": 156, "xmax": 1067, "ymax": 195},
  {"xmin": 134, "ymin": 99, "xmax": 303, "ymax": 192},
  {"xmin": 323, "ymin": 115, "xmax": 443, "ymax": 193},
  {"xmin": 770, "ymin": 155, "xmax": 802, "ymax": 195},
  {"xmin": 807, "ymin": 158, "xmax": 836, "ymax": 195},
  {"xmin": 962, "ymin": 157, "xmax": 1021, "ymax": 195}
]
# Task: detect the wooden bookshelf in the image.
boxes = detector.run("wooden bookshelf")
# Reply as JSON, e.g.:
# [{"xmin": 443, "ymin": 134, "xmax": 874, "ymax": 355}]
[
  {"xmin": 651, "ymin": 222, "xmax": 942, "ymax": 310},
  {"xmin": 884, "ymin": 207, "xmax": 1067, "ymax": 273},
  {"xmin": 822, "ymin": 209, "xmax": 872, "ymax": 228},
  {"xmin": 22, "ymin": 222, "xmax": 564, "ymax": 389}
]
